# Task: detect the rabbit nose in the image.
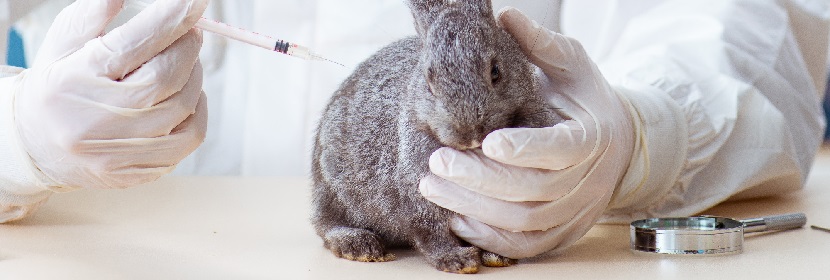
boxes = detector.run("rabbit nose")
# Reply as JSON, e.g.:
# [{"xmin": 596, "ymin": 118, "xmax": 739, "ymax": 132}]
[
  {"xmin": 446, "ymin": 124, "xmax": 487, "ymax": 150},
  {"xmin": 448, "ymin": 131, "xmax": 483, "ymax": 150},
  {"xmin": 462, "ymin": 127, "xmax": 485, "ymax": 149},
  {"xmin": 451, "ymin": 139, "xmax": 482, "ymax": 150}
]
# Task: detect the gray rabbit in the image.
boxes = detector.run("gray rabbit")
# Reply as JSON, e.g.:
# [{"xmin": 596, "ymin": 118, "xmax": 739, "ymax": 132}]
[{"xmin": 311, "ymin": 0, "xmax": 562, "ymax": 274}]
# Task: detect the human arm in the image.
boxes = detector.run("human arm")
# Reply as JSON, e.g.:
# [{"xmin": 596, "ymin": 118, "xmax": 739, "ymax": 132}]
[
  {"xmin": 596, "ymin": 0, "xmax": 828, "ymax": 221},
  {"xmin": 0, "ymin": 0, "xmax": 209, "ymax": 223},
  {"xmin": 419, "ymin": 1, "xmax": 829, "ymax": 259},
  {"xmin": 419, "ymin": 7, "xmax": 636, "ymax": 258},
  {"xmin": 0, "ymin": 65, "xmax": 51, "ymax": 222}
]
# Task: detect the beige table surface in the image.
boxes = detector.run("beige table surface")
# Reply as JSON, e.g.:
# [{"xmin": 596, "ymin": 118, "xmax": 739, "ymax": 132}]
[{"xmin": 2, "ymin": 155, "xmax": 830, "ymax": 280}]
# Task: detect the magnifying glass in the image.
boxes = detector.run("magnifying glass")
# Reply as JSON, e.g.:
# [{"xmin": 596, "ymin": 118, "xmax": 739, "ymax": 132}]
[{"xmin": 630, "ymin": 213, "xmax": 806, "ymax": 255}]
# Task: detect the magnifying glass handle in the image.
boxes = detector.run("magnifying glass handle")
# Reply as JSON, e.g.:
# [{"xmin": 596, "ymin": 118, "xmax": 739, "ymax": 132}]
[{"xmin": 741, "ymin": 213, "xmax": 807, "ymax": 233}]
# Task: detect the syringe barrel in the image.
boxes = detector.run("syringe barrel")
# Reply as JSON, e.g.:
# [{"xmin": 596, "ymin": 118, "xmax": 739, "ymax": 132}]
[{"xmin": 195, "ymin": 18, "xmax": 275, "ymax": 51}]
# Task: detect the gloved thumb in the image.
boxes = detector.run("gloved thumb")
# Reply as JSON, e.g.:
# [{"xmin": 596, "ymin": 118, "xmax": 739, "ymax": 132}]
[
  {"xmin": 35, "ymin": 0, "xmax": 125, "ymax": 67},
  {"xmin": 482, "ymin": 120, "xmax": 594, "ymax": 170},
  {"xmin": 497, "ymin": 7, "xmax": 589, "ymax": 82}
]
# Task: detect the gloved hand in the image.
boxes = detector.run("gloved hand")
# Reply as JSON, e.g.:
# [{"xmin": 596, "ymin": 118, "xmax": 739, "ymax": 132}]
[
  {"xmin": 10, "ymin": 0, "xmax": 208, "ymax": 190},
  {"xmin": 418, "ymin": 7, "xmax": 638, "ymax": 259}
]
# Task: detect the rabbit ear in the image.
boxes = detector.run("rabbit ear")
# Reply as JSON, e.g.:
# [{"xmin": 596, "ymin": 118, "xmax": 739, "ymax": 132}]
[
  {"xmin": 407, "ymin": 0, "xmax": 445, "ymax": 37},
  {"xmin": 408, "ymin": 1, "xmax": 495, "ymax": 37}
]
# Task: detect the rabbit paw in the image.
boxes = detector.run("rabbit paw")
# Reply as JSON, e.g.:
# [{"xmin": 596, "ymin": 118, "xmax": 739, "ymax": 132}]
[
  {"xmin": 431, "ymin": 247, "xmax": 481, "ymax": 274},
  {"xmin": 323, "ymin": 227, "xmax": 396, "ymax": 262},
  {"xmin": 481, "ymin": 251, "xmax": 516, "ymax": 267}
]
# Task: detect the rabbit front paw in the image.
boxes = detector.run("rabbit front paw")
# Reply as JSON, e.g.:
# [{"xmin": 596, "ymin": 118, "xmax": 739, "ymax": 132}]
[
  {"xmin": 429, "ymin": 246, "xmax": 482, "ymax": 274},
  {"xmin": 482, "ymin": 251, "xmax": 516, "ymax": 267},
  {"xmin": 323, "ymin": 227, "xmax": 396, "ymax": 262}
]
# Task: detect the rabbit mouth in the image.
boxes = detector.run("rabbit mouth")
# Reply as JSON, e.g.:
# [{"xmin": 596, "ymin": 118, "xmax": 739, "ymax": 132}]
[
  {"xmin": 450, "ymin": 139, "xmax": 482, "ymax": 151},
  {"xmin": 430, "ymin": 124, "xmax": 487, "ymax": 151}
]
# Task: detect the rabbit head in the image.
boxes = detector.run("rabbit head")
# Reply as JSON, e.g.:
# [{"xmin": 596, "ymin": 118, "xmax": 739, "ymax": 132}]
[{"xmin": 405, "ymin": 0, "xmax": 538, "ymax": 150}]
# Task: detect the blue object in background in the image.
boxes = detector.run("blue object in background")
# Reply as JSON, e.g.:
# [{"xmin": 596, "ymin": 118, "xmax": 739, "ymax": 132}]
[{"xmin": 6, "ymin": 28, "xmax": 27, "ymax": 68}]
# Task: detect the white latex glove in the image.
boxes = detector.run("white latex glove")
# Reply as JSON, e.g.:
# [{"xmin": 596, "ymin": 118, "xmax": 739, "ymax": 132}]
[
  {"xmin": 418, "ymin": 7, "xmax": 637, "ymax": 259},
  {"xmin": 11, "ymin": 0, "xmax": 208, "ymax": 190}
]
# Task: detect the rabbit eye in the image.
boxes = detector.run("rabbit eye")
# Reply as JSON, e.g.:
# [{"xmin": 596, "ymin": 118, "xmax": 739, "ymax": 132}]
[{"xmin": 491, "ymin": 64, "xmax": 501, "ymax": 84}]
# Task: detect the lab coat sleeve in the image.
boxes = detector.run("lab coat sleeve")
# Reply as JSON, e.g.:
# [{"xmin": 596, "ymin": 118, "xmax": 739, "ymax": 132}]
[
  {"xmin": 597, "ymin": 0, "xmax": 830, "ymax": 223},
  {"xmin": 0, "ymin": 66, "xmax": 53, "ymax": 223}
]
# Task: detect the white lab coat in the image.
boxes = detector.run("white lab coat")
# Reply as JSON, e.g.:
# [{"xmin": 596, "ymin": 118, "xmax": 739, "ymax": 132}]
[
  {"xmin": 0, "ymin": 0, "xmax": 827, "ymax": 223},
  {"xmin": 567, "ymin": 0, "xmax": 830, "ymax": 221}
]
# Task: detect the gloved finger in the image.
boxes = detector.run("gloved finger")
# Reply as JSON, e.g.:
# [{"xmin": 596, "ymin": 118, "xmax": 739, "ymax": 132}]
[
  {"xmin": 449, "ymin": 215, "xmax": 566, "ymax": 259},
  {"xmin": 428, "ymin": 147, "xmax": 593, "ymax": 202},
  {"xmin": 73, "ymin": 90, "xmax": 207, "ymax": 189},
  {"xmin": 64, "ymin": 57, "xmax": 203, "ymax": 141},
  {"xmin": 497, "ymin": 7, "xmax": 591, "ymax": 82},
  {"xmin": 35, "ymin": 0, "xmax": 124, "ymax": 67},
  {"xmin": 169, "ymin": 89, "xmax": 208, "ymax": 140},
  {"xmin": 482, "ymin": 120, "xmax": 595, "ymax": 170},
  {"xmin": 119, "ymin": 89, "xmax": 208, "ymax": 167},
  {"xmin": 98, "ymin": 0, "xmax": 208, "ymax": 79},
  {"xmin": 124, "ymin": 59, "xmax": 205, "ymax": 138},
  {"xmin": 56, "ymin": 152, "xmax": 177, "ymax": 189},
  {"xmin": 118, "ymin": 89, "xmax": 208, "ymax": 171},
  {"xmin": 103, "ymin": 29, "xmax": 203, "ymax": 109},
  {"xmin": 419, "ymin": 174, "xmax": 607, "ymax": 231},
  {"xmin": 449, "ymin": 202, "xmax": 606, "ymax": 259}
]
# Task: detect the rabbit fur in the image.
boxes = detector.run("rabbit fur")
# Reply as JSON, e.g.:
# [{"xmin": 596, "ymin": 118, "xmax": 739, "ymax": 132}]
[{"xmin": 311, "ymin": 0, "xmax": 562, "ymax": 274}]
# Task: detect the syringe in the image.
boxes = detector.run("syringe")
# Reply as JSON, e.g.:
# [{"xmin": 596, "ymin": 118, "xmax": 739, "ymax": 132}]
[{"xmin": 125, "ymin": 0, "xmax": 342, "ymax": 66}]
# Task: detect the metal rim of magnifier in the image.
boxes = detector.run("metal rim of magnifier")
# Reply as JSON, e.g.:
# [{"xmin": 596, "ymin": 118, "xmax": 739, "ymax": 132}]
[
  {"xmin": 631, "ymin": 216, "xmax": 745, "ymax": 255},
  {"xmin": 630, "ymin": 213, "xmax": 807, "ymax": 255}
]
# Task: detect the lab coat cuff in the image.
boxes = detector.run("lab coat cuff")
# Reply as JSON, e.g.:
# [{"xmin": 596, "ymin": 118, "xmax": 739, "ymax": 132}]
[
  {"xmin": 604, "ymin": 82, "xmax": 688, "ymax": 221},
  {"xmin": 0, "ymin": 185, "xmax": 51, "ymax": 223},
  {"xmin": 0, "ymin": 73, "xmax": 59, "ymax": 202}
]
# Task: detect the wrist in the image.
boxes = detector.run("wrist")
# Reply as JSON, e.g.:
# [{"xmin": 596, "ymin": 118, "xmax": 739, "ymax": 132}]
[
  {"xmin": 0, "ymin": 73, "xmax": 63, "ymax": 196},
  {"xmin": 0, "ymin": 186, "xmax": 52, "ymax": 223},
  {"xmin": 605, "ymin": 82, "xmax": 688, "ymax": 218}
]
